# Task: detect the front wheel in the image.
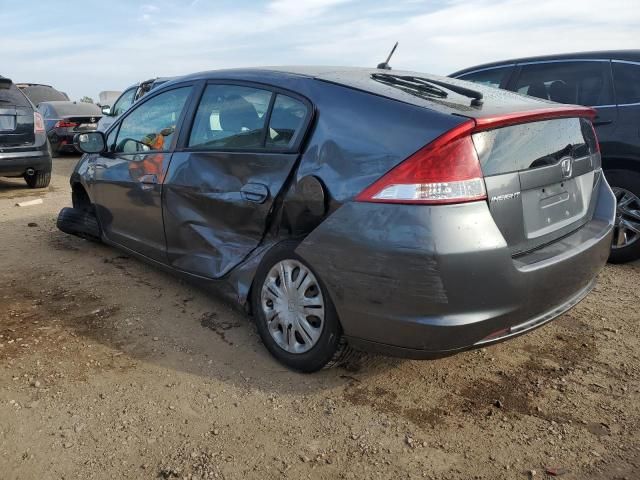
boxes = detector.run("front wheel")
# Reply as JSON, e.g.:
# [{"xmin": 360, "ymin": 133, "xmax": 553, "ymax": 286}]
[
  {"xmin": 56, "ymin": 207, "xmax": 101, "ymax": 242},
  {"xmin": 251, "ymin": 242, "xmax": 353, "ymax": 372},
  {"xmin": 606, "ymin": 170, "xmax": 640, "ymax": 264}
]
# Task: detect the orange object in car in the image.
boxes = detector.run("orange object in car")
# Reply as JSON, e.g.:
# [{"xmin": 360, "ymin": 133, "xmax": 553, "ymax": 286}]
[{"xmin": 128, "ymin": 128, "xmax": 174, "ymax": 183}]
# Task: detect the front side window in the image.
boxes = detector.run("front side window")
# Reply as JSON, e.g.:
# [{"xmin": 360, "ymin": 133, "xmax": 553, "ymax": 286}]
[
  {"xmin": 456, "ymin": 67, "xmax": 510, "ymax": 88},
  {"xmin": 189, "ymin": 85, "xmax": 272, "ymax": 150},
  {"xmin": 514, "ymin": 61, "xmax": 613, "ymax": 106},
  {"xmin": 112, "ymin": 88, "xmax": 136, "ymax": 117},
  {"xmin": 613, "ymin": 62, "xmax": 640, "ymax": 105},
  {"xmin": 115, "ymin": 87, "xmax": 191, "ymax": 154}
]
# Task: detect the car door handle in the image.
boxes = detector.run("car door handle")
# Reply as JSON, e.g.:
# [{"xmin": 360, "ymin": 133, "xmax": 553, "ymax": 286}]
[
  {"xmin": 139, "ymin": 174, "xmax": 158, "ymax": 191},
  {"xmin": 139, "ymin": 174, "xmax": 158, "ymax": 184},
  {"xmin": 241, "ymin": 183, "xmax": 269, "ymax": 203}
]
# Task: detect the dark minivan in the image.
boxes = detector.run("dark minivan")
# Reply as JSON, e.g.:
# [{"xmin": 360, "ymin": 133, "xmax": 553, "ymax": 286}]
[
  {"xmin": 451, "ymin": 50, "xmax": 640, "ymax": 263},
  {"xmin": 0, "ymin": 76, "xmax": 52, "ymax": 188}
]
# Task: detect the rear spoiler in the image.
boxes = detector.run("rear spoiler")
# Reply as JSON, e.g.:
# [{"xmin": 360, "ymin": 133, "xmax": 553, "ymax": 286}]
[
  {"xmin": 473, "ymin": 106, "xmax": 597, "ymax": 131},
  {"xmin": 432, "ymin": 105, "xmax": 598, "ymax": 148},
  {"xmin": 0, "ymin": 77, "xmax": 12, "ymax": 89}
]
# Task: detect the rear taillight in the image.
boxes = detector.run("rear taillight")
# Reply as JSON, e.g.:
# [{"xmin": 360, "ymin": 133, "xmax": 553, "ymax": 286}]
[
  {"xmin": 33, "ymin": 112, "xmax": 45, "ymax": 134},
  {"xmin": 356, "ymin": 120, "xmax": 486, "ymax": 205},
  {"xmin": 54, "ymin": 120, "xmax": 79, "ymax": 128},
  {"xmin": 590, "ymin": 122, "xmax": 601, "ymax": 153}
]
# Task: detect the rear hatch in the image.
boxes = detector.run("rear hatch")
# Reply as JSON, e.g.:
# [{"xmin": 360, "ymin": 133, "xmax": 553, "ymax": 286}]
[
  {"xmin": 332, "ymin": 69, "xmax": 601, "ymax": 254},
  {"xmin": 48, "ymin": 102, "xmax": 101, "ymax": 134},
  {"xmin": 473, "ymin": 116, "xmax": 601, "ymax": 255},
  {"xmin": 0, "ymin": 79, "xmax": 35, "ymax": 146}
]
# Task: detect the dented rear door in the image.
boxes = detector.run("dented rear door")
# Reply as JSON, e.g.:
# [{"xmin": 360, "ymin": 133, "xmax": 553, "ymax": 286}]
[{"xmin": 163, "ymin": 83, "xmax": 313, "ymax": 279}]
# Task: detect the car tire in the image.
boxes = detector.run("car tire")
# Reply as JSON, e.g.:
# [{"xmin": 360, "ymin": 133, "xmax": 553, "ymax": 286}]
[
  {"xmin": 251, "ymin": 241, "xmax": 355, "ymax": 372},
  {"xmin": 56, "ymin": 207, "xmax": 101, "ymax": 242},
  {"xmin": 606, "ymin": 169, "xmax": 640, "ymax": 264},
  {"xmin": 24, "ymin": 171, "xmax": 51, "ymax": 189}
]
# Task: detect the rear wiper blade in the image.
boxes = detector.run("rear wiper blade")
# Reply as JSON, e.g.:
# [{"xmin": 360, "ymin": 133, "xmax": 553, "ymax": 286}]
[
  {"xmin": 372, "ymin": 73, "xmax": 484, "ymax": 107},
  {"xmin": 371, "ymin": 73, "xmax": 448, "ymax": 100},
  {"xmin": 417, "ymin": 77, "xmax": 484, "ymax": 107}
]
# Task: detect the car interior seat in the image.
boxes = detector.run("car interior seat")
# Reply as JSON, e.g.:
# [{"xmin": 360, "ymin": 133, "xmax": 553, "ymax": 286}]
[
  {"xmin": 219, "ymin": 95, "xmax": 260, "ymax": 133},
  {"xmin": 548, "ymin": 80, "xmax": 575, "ymax": 104},
  {"xmin": 526, "ymin": 81, "xmax": 549, "ymax": 100}
]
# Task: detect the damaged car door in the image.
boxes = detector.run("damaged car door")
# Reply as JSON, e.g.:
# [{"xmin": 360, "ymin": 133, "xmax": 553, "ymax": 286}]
[
  {"xmin": 90, "ymin": 86, "xmax": 193, "ymax": 261},
  {"xmin": 163, "ymin": 83, "xmax": 312, "ymax": 278}
]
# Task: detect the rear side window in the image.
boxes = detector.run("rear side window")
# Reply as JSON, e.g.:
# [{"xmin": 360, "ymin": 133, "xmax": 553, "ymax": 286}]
[
  {"xmin": 0, "ymin": 83, "xmax": 32, "ymax": 108},
  {"xmin": 189, "ymin": 84, "xmax": 272, "ymax": 150},
  {"xmin": 612, "ymin": 62, "xmax": 640, "ymax": 105},
  {"xmin": 456, "ymin": 67, "xmax": 510, "ymax": 88},
  {"xmin": 266, "ymin": 94, "xmax": 308, "ymax": 148},
  {"xmin": 514, "ymin": 61, "xmax": 613, "ymax": 106}
]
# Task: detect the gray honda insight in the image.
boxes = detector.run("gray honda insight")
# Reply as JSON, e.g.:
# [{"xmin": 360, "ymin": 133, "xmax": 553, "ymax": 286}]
[{"xmin": 58, "ymin": 67, "xmax": 615, "ymax": 372}]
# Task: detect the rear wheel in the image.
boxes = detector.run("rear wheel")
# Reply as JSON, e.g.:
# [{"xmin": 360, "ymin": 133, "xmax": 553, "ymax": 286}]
[
  {"xmin": 606, "ymin": 169, "xmax": 640, "ymax": 263},
  {"xmin": 251, "ymin": 242, "xmax": 353, "ymax": 372},
  {"xmin": 24, "ymin": 171, "xmax": 51, "ymax": 189}
]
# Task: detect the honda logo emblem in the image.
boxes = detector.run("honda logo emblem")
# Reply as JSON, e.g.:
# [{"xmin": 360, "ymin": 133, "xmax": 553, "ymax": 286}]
[{"xmin": 560, "ymin": 157, "xmax": 573, "ymax": 179}]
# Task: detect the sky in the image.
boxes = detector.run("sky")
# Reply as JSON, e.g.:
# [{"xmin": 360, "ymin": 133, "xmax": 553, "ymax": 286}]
[{"xmin": 1, "ymin": 0, "xmax": 638, "ymax": 101}]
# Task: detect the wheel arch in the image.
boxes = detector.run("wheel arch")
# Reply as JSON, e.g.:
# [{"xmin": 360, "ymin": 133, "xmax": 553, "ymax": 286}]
[{"xmin": 71, "ymin": 181, "xmax": 93, "ymax": 212}]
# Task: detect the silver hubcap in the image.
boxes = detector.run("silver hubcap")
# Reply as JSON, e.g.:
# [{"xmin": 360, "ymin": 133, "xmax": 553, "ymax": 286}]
[
  {"xmin": 260, "ymin": 259, "xmax": 325, "ymax": 354},
  {"xmin": 612, "ymin": 187, "xmax": 640, "ymax": 249}
]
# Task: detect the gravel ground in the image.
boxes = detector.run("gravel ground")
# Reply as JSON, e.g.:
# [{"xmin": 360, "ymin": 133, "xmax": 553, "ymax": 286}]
[{"xmin": 0, "ymin": 156, "xmax": 638, "ymax": 480}]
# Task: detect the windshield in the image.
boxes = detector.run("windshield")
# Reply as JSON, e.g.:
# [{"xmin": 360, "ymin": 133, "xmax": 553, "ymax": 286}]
[
  {"xmin": 21, "ymin": 85, "xmax": 68, "ymax": 105},
  {"xmin": 0, "ymin": 83, "xmax": 32, "ymax": 107},
  {"xmin": 48, "ymin": 102, "xmax": 101, "ymax": 117}
]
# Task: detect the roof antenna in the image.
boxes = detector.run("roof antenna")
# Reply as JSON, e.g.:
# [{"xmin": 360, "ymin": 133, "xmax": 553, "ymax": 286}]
[{"xmin": 377, "ymin": 42, "xmax": 398, "ymax": 70}]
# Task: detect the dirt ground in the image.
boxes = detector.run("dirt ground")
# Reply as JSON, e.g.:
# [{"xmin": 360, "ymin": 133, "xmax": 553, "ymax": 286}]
[{"xmin": 0, "ymin": 156, "xmax": 638, "ymax": 480}]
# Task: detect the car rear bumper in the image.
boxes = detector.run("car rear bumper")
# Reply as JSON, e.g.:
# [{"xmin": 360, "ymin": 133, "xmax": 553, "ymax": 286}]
[
  {"xmin": 296, "ymin": 174, "xmax": 615, "ymax": 357},
  {"xmin": 0, "ymin": 149, "xmax": 52, "ymax": 176},
  {"xmin": 49, "ymin": 132, "xmax": 77, "ymax": 152}
]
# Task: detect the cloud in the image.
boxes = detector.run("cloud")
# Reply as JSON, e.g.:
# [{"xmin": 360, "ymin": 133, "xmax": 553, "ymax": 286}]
[
  {"xmin": 0, "ymin": 0, "xmax": 637, "ymax": 99},
  {"xmin": 267, "ymin": 0, "xmax": 352, "ymax": 18}
]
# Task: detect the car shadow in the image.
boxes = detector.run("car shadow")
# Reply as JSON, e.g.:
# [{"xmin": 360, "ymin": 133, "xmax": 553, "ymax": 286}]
[
  {"xmin": 0, "ymin": 176, "xmax": 58, "ymax": 200},
  {"xmin": 5, "ymin": 224, "xmax": 403, "ymax": 397}
]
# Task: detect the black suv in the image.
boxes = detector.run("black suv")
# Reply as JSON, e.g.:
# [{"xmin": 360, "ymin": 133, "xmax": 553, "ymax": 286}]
[
  {"xmin": 0, "ymin": 77, "xmax": 52, "ymax": 188},
  {"xmin": 451, "ymin": 50, "xmax": 640, "ymax": 263}
]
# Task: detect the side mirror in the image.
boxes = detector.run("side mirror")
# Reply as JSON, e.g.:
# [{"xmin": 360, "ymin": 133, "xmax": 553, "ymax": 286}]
[
  {"xmin": 101, "ymin": 105, "xmax": 111, "ymax": 115},
  {"xmin": 74, "ymin": 131, "xmax": 106, "ymax": 154}
]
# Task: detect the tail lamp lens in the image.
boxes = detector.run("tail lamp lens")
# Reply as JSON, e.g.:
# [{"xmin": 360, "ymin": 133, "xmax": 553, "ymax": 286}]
[
  {"xmin": 34, "ymin": 112, "xmax": 45, "ymax": 134},
  {"xmin": 55, "ymin": 120, "xmax": 79, "ymax": 128},
  {"xmin": 356, "ymin": 122, "xmax": 486, "ymax": 205}
]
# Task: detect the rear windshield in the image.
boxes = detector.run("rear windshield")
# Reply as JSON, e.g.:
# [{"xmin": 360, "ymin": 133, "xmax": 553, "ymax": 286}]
[
  {"xmin": 50, "ymin": 102, "xmax": 101, "ymax": 117},
  {"xmin": 0, "ymin": 83, "xmax": 32, "ymax": 108},
  {"xmin": 22, "ymin": 86, "xmax": 68, "ymax": 104},
  {"xmin": 472, "ymin": 118, "xmax": 597, "ymax": 177}
]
